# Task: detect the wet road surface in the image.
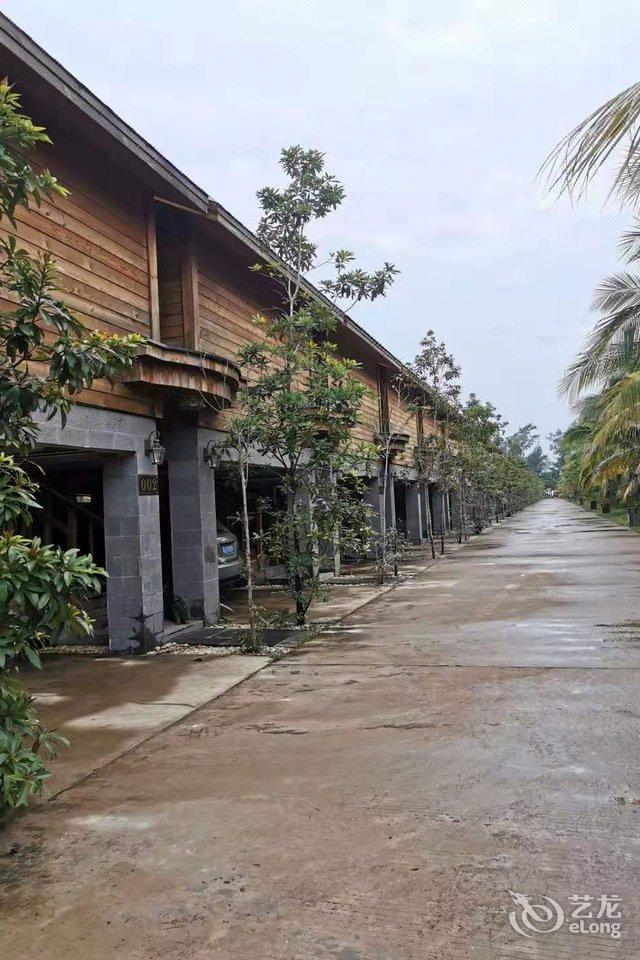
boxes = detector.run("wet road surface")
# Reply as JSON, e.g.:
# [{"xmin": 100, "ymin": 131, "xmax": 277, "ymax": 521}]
[{"xmin": 1, "ymin": 499, "xmax": 639, "ymax": 958}]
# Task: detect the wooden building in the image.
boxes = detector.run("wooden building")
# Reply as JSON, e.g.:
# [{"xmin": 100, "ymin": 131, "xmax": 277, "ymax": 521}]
[{"xmin": 0, "ymin": 13, "xmax": 446, "ymax": 650}]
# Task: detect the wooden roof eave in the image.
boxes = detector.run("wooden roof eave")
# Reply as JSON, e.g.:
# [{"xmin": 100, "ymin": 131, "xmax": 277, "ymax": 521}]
[{"xmin": 0, "ymin": 13, "xmax": 209, "ymax": 212}]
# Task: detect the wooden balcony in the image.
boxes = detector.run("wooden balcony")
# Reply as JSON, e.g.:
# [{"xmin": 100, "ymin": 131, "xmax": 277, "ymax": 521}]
[
  {"xmin": 374, "ymin": 430, "xmax": 411, "ymax": 456},
  {"xmin": 120, "ymin": 340, "xmax": 242, "ymax": 410}
]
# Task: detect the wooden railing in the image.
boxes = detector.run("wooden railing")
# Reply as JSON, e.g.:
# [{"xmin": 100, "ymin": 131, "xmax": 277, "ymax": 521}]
[{"xmin": 31, "ymin": 483, "xmax": 103, "ymax": 561}]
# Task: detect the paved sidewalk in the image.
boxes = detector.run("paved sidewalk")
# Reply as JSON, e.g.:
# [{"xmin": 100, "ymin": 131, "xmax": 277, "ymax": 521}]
[
  {"xmin": 2, "ymin": 500, "xmax": 639, "ymax": 959},
  {"xmin": 19, "ymin": 653, "xmax": 268, "ymax": 798}
]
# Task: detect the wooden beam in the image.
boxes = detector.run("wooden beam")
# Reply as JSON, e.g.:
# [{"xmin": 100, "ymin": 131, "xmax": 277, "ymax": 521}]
[
  {"xmin": 181, "ymin": 233, "xmax": 200, "ymax": 351},
  {"xmin": 377, "ymin": 364, "xmax": 390, "ymax": 433},
  {"xmin": 146, "ymin": 206, "xmax": 161, "ymax": 341}
]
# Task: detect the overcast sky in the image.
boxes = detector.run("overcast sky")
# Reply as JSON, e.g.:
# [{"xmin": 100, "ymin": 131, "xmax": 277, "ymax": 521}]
[{"xmin": 4, "ymin": 0, "xmax": 638, "ymax": 445}]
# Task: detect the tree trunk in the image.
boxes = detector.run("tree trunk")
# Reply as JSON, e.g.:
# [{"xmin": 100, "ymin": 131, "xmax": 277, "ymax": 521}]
[{"xmin": 288, "ymin": 484, "xmax": 306, "ymax": 625}]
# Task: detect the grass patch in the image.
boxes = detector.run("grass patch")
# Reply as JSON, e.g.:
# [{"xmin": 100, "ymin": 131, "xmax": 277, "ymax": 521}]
[{"xmin": 598, "ymin": 505, "xmax": 640, "ymax": 532}]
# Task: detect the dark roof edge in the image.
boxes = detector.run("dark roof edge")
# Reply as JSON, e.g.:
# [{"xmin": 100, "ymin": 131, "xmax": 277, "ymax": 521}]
[{"xmin": 0, "ymin": 12, "xmax": 209, "ymax": 211}]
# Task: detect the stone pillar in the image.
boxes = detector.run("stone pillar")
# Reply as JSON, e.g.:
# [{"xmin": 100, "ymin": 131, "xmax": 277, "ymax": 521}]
[
  {"xmin": 103, "ymin": 452, "xmax": 164, "ymax": 652},
  {"xmin": 385, "ymin": 470, "xmax": 396, "ymax": 532},
  {"xmin": 420, "ymin": 484, "xmax": 432, "ymax": 539},
  {"xmin": 311, "ymin": 468, "xmax": 339, "ymax": 577},
  {"xmin": 445, "ymin": 490, "xmax": 453, "ymax": 531},
  {"xmin": 431, "ymin": 487, "xmax": 447, "ymax": 535},
  {"xmin": 364, "ymin": 466, "xmax": 395, "ymax": 537},
  {"xmin": 364, "ymin": 472, "xmax": 384, "ymax": 539},
  {"xmin": 164, "ymin": 420, "xmax": 220, "ymax": 624},
  {"xmin": 405, "ymin": 482, "xmax": 423, "ymax": 544},
  {"xmin": 449, "ymin": 488, "xmax": 460, "ymax": 533}
]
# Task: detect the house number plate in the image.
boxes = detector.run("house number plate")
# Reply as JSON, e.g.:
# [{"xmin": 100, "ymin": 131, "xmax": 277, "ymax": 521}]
[{"xmin": 138, "ymin": 474, "xmax": 159, "ymax": 496}]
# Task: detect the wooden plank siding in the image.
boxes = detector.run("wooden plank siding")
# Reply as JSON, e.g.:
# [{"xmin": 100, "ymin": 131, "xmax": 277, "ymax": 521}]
[
  {"xmin": 2, "ymin": 129, "xmax": 428, "ymax": 438},
  {"xmin": 197, "ymin": 237, "xmax": 268, "ymax": 363},
  {"xmin": 24, "ymin": 144, "xmax": 153, "ymax": 339},
  {"xmin": 350, "ymin": 364, "xmax": 383, "ymax": 445},
  {"xmin": 0, "ymin": 131, "xmax": 162, "ymax": 417},
  {"xmin": 146, "ymin": 206, "xmax": 161, "ymax": 341}
]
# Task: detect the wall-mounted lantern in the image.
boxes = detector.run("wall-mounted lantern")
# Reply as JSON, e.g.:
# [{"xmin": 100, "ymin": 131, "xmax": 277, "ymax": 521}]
[
  {"xmin": 204, "ymin": 439, "xmax": 224, "ymax": 470},
  {"xmin": 145, "ymin": 430, "xmax": 166, "ymax": 466}
]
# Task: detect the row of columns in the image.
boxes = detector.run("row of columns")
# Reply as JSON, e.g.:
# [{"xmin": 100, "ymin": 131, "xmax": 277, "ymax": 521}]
[
  {"xmin": 362, "ymin": 468, "xmax": 451, "ymax": 545},
  {"xmin": 103, "ymin": 437, "xmax": 453, "ymax": 651}
]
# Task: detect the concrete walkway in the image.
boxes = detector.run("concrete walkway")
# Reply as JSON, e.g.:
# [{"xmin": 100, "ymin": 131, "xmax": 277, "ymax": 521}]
[
  {"xmin": 2, "ymin": 500, "xmax": 640, "ymax": 958},
  {"xmin": 21, "ymin": 653, "xmax": 269, "ymax": 798}
]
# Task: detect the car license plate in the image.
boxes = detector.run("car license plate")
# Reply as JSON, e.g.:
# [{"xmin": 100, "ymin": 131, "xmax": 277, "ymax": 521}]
[{"xmin": 221, "ymin": 543, "xmax": 235, "ymax": 557}]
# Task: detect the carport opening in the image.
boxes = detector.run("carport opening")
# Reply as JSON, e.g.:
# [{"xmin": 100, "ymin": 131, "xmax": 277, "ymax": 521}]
[
  {"xmin": 214, "ymin": 463, "xmax": 286, "ymax": 584},
  {"xmin": 25, "ymin": 446, "xmax": 109, "ymax": 643},
  {"xmin": 394, "ymin": 481, "xmax": 407, "ymax": 535}
]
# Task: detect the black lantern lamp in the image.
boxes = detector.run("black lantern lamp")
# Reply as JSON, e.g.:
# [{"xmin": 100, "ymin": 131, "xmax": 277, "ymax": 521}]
[
  {"xmin": 145, "ymin": 430, "xmax": 166, "ymax": 466},
  {"xmin": 204, "ymin": 439, "xmax": 224, "ymax": 470}
]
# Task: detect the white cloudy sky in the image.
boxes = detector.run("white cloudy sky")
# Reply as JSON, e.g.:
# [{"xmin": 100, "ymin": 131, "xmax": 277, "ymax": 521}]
[{"xmin": 4, "ymin": 0, "xmax": 638, "ymax": 444}]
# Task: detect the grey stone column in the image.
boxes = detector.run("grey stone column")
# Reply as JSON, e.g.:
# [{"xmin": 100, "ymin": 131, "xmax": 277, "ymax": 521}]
[
  {"xmin": 444, "ymin": 490, "xmax": 453, "ymax": 531},
  {"xmin": 164, "ymin": 420, "xmax": 219, "ymax": 624},
  {"xmin": 364, "ymin": 472, "xmax": 384, "ymax": 539},
  {"xmin": 364, "ymin": 466, "xmax": 396, "ymax": 548},
  {"xmin": 385, "ymin": 469, "xmax": 396, "ymax": 532},
  {"xmin": 449, "ymin": 488, "xmax": 460, "ymax": 532},
  {"xmin": 309, "ymin": 468, "xmax": 340, "ymax": 577},
  {"xmin": 405, "ymin": 482, "xmax": 423, "ymax": 543},
  {"xmin": 431, "ymin": 487, "xmax": 447, "ymax": 535},
  {"xmin": 103, "ymin": 452, "xmax": 164, "ymax": 652},
  {"xmin": 420, "ymin": 484, "xmax": 432, "ymax": 539}
]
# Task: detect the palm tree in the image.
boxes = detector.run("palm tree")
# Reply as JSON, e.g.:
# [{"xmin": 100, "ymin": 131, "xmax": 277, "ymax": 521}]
[
  {"xmin": 560, "ymin": 331, "xmax": 640, "ymax": 500},
  {"xmin": 560, "ymin": 221, "xmax": 640, "ymax": 400},
  {"xmin": 549, "ymin": 82, "xmax": 640, "ymax": 501},
  {"xmin": 543, "ymin": 82, "xmax": 640, "ymax": 203}
]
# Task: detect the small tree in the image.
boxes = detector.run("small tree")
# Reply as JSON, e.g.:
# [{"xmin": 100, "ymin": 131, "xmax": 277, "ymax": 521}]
[
  {"xmin": 206, "ymin": 414, "xmax": 262, "ymax": 650},
  {"xmin": 452, "ymin": 395, "xmax": 505, "ymax": 538},
  {"xmin": 373, "ymin": 375, "xmax": 422, "ymax": 582},
  {"xmin": 410, "ymin": 331, "xmax": 461, "ymax": 553},
  {"xmin": 0, "ymin": 84, "xmax": 141, "ymax": 809},
  {"xmin": 234, "ymin": 147, "xmax": 397, "ymax": 624}
]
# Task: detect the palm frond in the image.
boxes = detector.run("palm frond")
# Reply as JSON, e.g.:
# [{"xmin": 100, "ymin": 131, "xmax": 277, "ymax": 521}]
[
  {"xmin": 613, "ymin": 155, "xmax": 640, "ymax": 207},
  {"xmin": 560, "ymin": 272, "xmax": 640, "ymax": 399},
  {"xmin": 586, "ymin": 447, "xmax": 637, "ymax": 488},
  {"xmin": 587, "ymin": 370, "xmax": 640, "ymax": 448},
  {"xmin": 618, "ymin": 220, "xmax": 640, "ymax": 262},
  {"xmin": 623, "ymin": 468, "xmax": 640, "ymax": 500},
  {"xmin": 591, "ymin": 271, "xmax": 640, "ymax": 313},
  {"xmin": 541, "ymin": 81, "xmax": 640, "ymax": 202}
]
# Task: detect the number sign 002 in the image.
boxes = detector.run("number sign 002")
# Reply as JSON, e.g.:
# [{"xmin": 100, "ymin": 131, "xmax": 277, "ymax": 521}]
[{"xmin": 138, "ymin": 474, "xmax": 159, "ymax": 496}]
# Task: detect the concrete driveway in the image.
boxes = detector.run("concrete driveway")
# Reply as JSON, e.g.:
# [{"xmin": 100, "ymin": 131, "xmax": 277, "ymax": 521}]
[
  {"xmin": 20, "ymin": 653, "xmax": 269, "ymax": 798},
  {"xmin": 1, "ymin": 500, "xmax": 639, "ymax": 959}
]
